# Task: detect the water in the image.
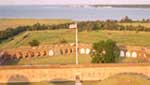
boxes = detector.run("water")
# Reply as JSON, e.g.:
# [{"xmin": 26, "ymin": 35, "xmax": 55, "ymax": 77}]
[{"xmin": 0, "ymin": 5, "xmax": 150, "ymax": 21}]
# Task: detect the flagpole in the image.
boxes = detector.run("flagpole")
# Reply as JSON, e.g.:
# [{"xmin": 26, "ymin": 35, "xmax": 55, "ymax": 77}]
[{"xmin": 75, "ymin": 23, "xmax": 78, "ymax": 65}]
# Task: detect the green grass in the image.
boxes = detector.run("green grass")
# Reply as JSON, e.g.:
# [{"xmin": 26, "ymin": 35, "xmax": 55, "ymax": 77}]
[
  {"xmin": 8, "ymin": 55, "xmax": 147, "ymax": 65},
  {"xmin": 8, "ymin": 55, "xmax": 91, "ymax": 65},
  {"xmin": 1, "ymin": 29, "xmax": 150, "ymax": 49},
  {"xmin": 119, "ymin": 57, "xmax": 149, "ymax": 63},
  {"xmin": 0, "ymin": 19, "xmax": 72, "ymax": 30},
  {"xmin": 118, "ymin": 22, "xmax": 150, "ymax": 28}
]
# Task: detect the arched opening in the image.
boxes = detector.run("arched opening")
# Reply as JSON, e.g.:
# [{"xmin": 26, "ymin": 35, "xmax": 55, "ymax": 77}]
[
  {"xmin": 43, "ymin": 51, "xmax": 47, "ymax": 56},
  {"xmin": 65, "ymin": 49, "xmax": 68, "ymax": 54},
  {"xmin": 80, "ymin": 48, "xmax": 85, "ymax": 54},
  {"xmin": 120, "ymin": 50, "xmax": 125, "ymax": 57},
  {"xmin": 49, "ymin": 50, "xmax": 54, "ymax": 56},
  {"xmin": 85, "ymin": 48, "xmax": 91, "ymax": 55},
  {"xmin": 8, "ymin": 74, "xmax": 30, "ymax": 84},
  {"xmin": 60, "ymin": 49, "xmax": 63, "ymax": 55},
  {"xmin": 126, "ymin": 51, "xmax": 131, "ymax": 58},
  {"xmin": 19, "ymin": 56, "xmax": 23, "ymax": 59},
  {"xmin": 30, "ymin": 52, "xmax": 34, "ymax": 58},
  {"xmin": 24, "ymin": 53, "xmax": 28, "ymax": 58},
  {"xmin": 70, "ymin": 49, "xmax": 73, "ymax": 54},
  {"xmin": 15, "ymin": 52, "xmax": 21, "ymax": 59},
  {"xmin": 132, "ymin": 52, "xmax": 137, "ymax": 58}
]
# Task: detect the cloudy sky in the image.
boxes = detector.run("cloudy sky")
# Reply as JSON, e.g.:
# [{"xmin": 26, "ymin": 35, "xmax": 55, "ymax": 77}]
[{"xmin": 0, "ymin": 0, "xmax": 150, "ymax": 5}]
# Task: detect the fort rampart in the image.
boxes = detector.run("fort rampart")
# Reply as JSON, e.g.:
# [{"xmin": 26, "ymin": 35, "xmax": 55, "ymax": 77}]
[
  {"xmin": 0, "ymin": 63, "xmax": 149, "ymax": 83},
  {"xmin": 0, "ymin": 44, "xmax": 150, "ymax": 61}
]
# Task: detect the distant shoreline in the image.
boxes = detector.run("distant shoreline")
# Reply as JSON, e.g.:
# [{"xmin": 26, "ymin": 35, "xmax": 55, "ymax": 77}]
[
  {"xmin": 0, "ymin": 5, "xmax": 150, "ymax": 21},
  {"xmin": 0, "ymin": 4, "xmax": 150, "ymax": 8},
  {"xmin": 91, "ymin": 4, "xmax": 150, "ymax": 8},
  {"xmin": 66, "ymin": 4, "xmax": 150, "ymax": 8}
]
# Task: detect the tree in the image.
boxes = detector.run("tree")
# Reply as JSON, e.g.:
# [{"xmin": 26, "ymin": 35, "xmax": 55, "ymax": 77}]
[
  {"xmin": 92, "ymin": 23, "xmax": 99, "ymax": 30},
  {"xmin": 28, "ymin": 40, "xmax": 40, "ymax": 47},
  {"xmin": 120, "ymin": 16, "xmax": 132, "ymax": 22},
  {"xmin": 91, "ymin": 39, "xmax": 120, "ymax": 63}
]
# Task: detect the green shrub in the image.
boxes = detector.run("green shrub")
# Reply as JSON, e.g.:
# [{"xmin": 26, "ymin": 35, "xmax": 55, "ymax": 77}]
[
  {"xmin": 28, "ymin": 40, "xmax": 40, "ymax": 47},
  {"xmin": 91, "ymin": 39, "xmax": 120, "ymax": 63},
  {"xmin": 59, "ymin": 38, "xmax": 67, "ymax": 44}
]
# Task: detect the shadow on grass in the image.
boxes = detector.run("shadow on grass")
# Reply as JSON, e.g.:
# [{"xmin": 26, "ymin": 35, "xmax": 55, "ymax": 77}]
[
  {"xmin": 50, "ymin": 79, "xmax": 74, "ymax": 85},
  {"xmin": 0, "ymin": 52, "xmax": 21, "ymax": 65}
]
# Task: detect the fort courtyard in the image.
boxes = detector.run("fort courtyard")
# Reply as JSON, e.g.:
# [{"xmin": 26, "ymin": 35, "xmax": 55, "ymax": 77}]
[{"xmin": 0, "ymin": 4, "xmax": 150, "ymax": 84}]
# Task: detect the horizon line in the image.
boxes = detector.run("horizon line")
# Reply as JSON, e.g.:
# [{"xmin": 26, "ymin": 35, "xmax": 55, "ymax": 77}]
[{"xmin": 0, "ymin": 4, "xmax": 150, "ymax": 6}]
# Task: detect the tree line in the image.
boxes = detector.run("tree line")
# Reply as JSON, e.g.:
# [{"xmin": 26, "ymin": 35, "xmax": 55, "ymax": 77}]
[
  {"xmin": 78, "ymin": 20, "xmax": 150, "ymax": 32},
  {"xmin": 0, "ymin": 23, "xmax": 71, "ymax": 43},
  {"xmin": 1, "ymin": 17, "xmax": 150, "ymax": 43}
]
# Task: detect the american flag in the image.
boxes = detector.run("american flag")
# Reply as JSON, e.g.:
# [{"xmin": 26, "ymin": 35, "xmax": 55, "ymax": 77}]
[{"xmin": 69, "ymin": 23, "xmax": 77, "ymax": 29}]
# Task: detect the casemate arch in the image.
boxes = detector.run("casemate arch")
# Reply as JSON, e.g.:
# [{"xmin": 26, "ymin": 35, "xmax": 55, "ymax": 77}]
[
  {"xmin": 0, "ymin": 44, "xmax": 91, "ymax": 59},
  {"xmin": 79, "ymin": 48, "xmax": 91, "ymax": 55},
  {"xmin": 8, "ymin": 74, "xmax": 30, "ymax": 83},
  {"xmin": 0, "ymin": 44, "xmax": 150, "ymax": 60},
  {"xmin": 119, "ymin": 50, "xmax": 146, "ymax": 58}
]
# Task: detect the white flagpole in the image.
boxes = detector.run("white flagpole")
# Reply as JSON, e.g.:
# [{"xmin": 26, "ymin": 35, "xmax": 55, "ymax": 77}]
[{"xmin": 75, "ymin": 23, "xmax": 78, "ymax": 65}]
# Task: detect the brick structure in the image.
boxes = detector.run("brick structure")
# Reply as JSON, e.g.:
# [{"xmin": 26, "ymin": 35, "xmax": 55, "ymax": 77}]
[
  {"xmin": 0, "ymin": 44, "xmax": 150, "ymax": 61},
  {"xmin": 119, "ymin": 45, "xmax": 150, "ymax": 60},
  {"xmin": 0, "ymin": 64, "xmax": 149, "ymax": 83}
]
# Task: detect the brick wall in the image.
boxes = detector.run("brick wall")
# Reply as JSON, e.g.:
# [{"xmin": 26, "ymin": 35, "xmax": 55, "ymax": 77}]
[
  {"xmin": 0, "ymin": 44, "xmax": 150, "ymax": 61},
  {"xmin": 0, "ymin": 63, "xmax": 149, "ymax": 83}
]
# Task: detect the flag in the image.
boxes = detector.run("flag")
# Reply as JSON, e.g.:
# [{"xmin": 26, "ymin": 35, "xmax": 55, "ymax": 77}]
[{"xmin": 69, "ymin": 23, "xmax": 77, "ymax": 29}]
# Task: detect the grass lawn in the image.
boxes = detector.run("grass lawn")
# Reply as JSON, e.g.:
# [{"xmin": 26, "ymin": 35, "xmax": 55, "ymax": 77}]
[
  {"xmin": 0, "ymin": 19, "xmax": 72, "ymax": 30},
  {"xmin": 7, "ymin": 54, "xmax": 147, "ymax": 65},
  {"xmin": 118, "ymin": 22, "xmax": 150, "ymax": 28},
  {"xmin": 1, "ymin": 29, "xmax": 150, "ymax": 49},
  {"xmin": 8, "ymin": 55, "xmax": 92, "ymax": 65}
]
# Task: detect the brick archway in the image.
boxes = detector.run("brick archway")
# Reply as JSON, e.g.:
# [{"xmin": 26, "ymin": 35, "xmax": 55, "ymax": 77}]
[{"xmin": 8, "ymin": 74, "xmax": 30, "ymax": 83}]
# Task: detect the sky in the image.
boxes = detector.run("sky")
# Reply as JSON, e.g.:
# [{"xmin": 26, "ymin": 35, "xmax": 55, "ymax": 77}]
[{"xmin": 0, "ymin": 0, "xmax": 150, "ymax": 5}]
